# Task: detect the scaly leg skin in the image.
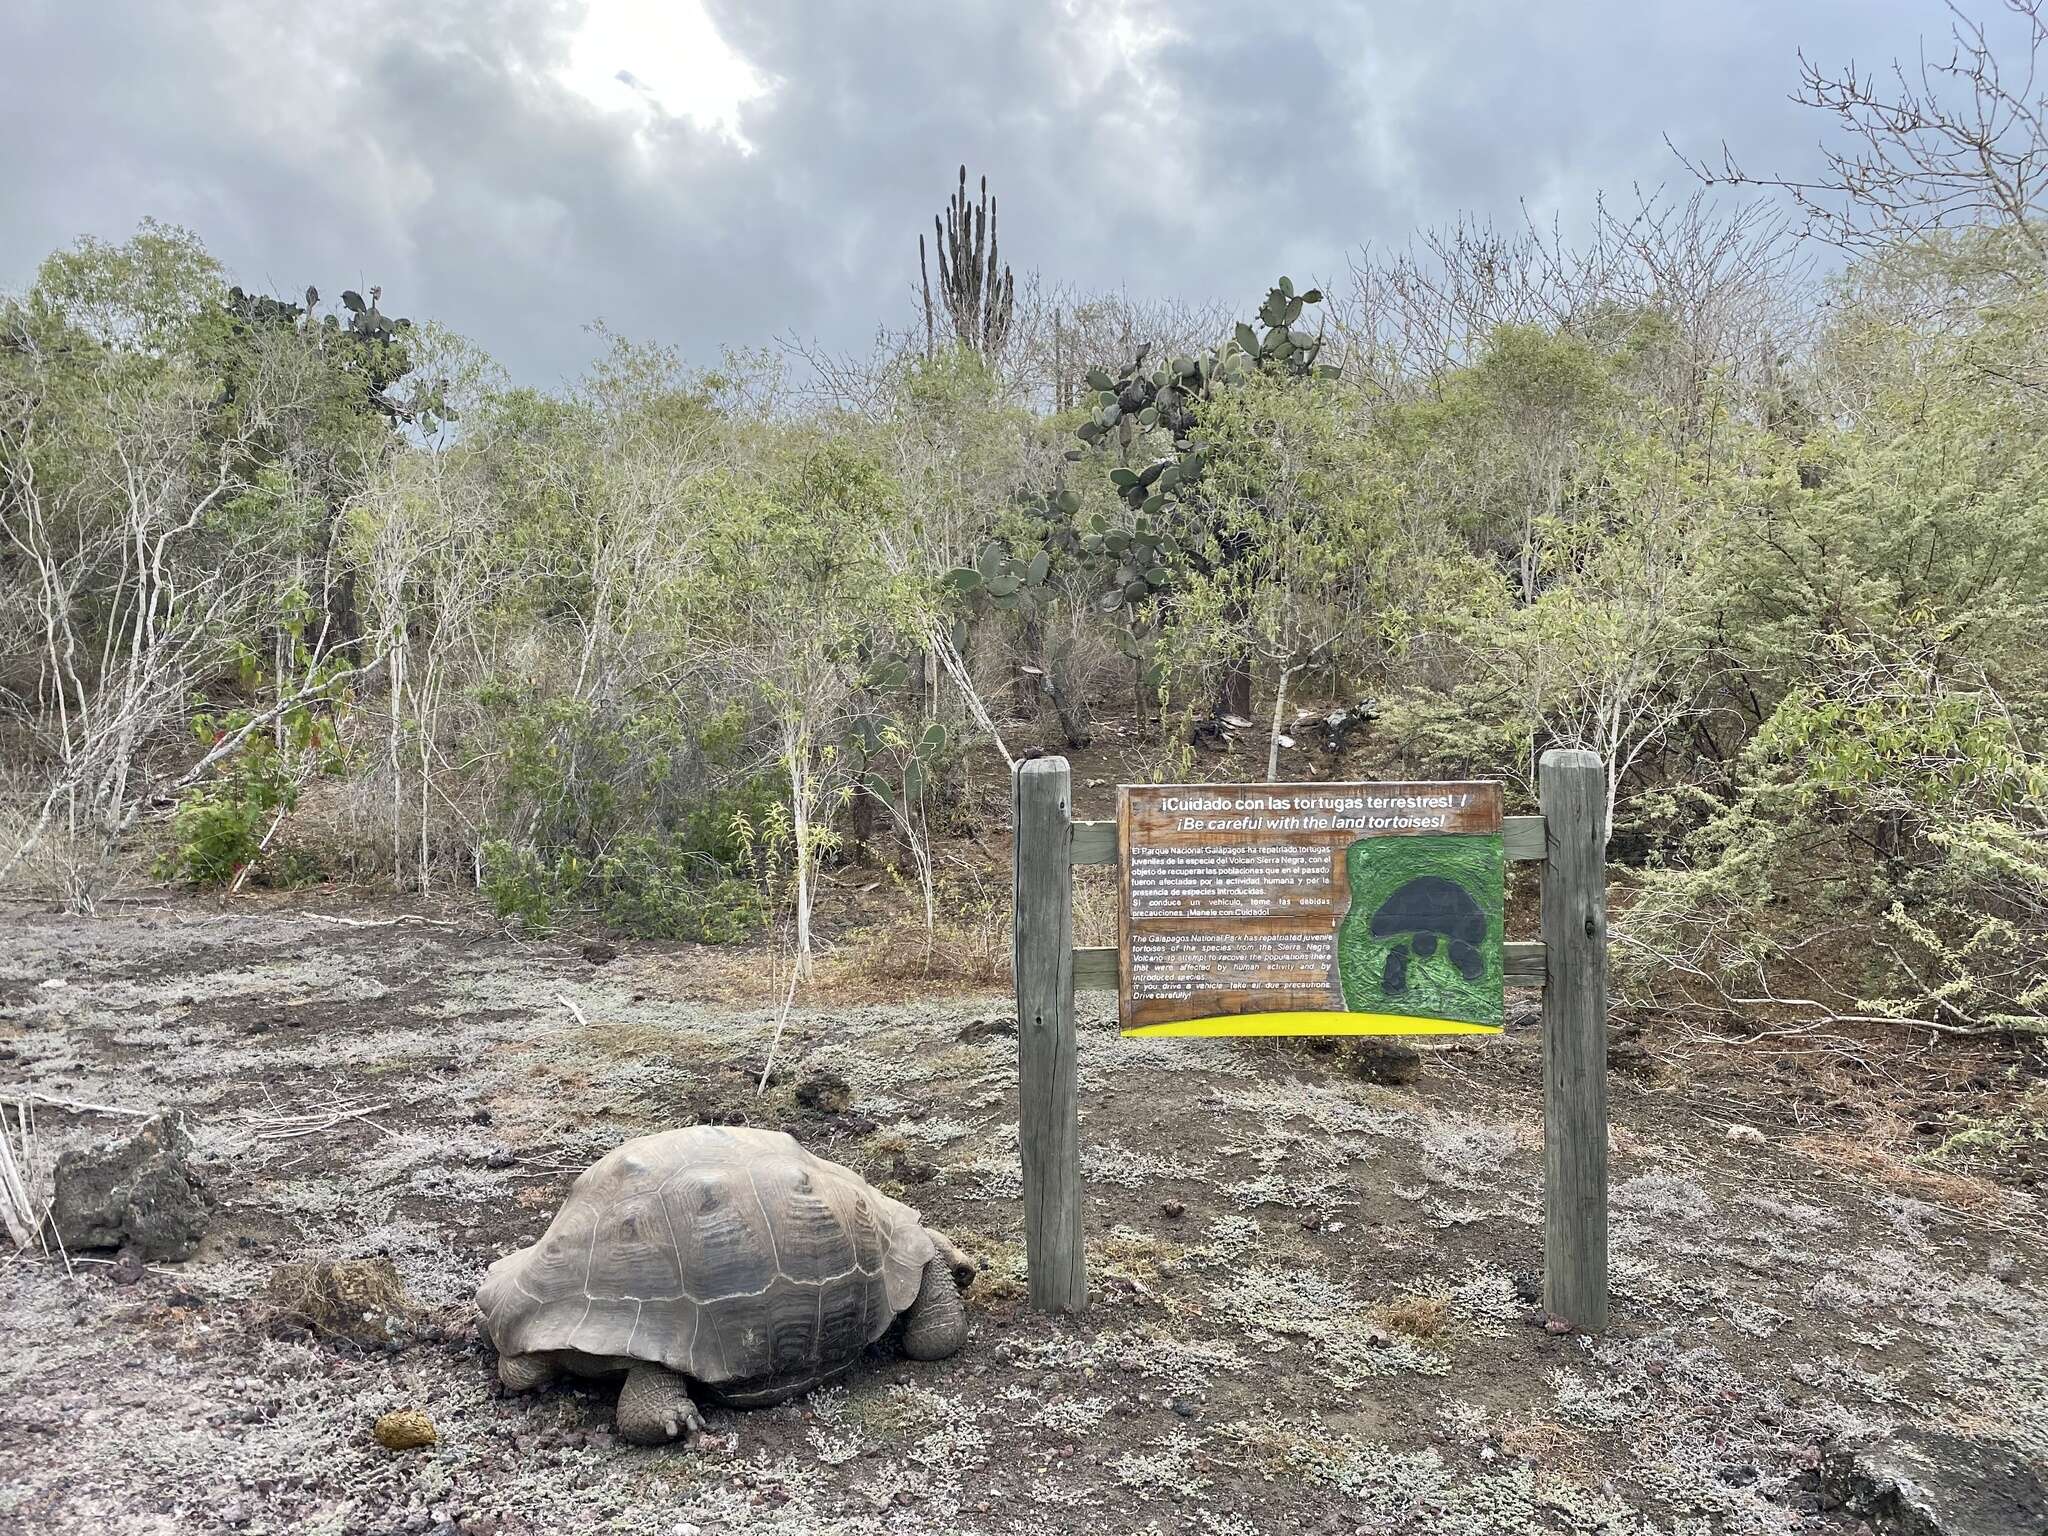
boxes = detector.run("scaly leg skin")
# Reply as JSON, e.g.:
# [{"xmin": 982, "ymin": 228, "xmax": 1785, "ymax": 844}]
[
  {"xmin": 498, "ymin": 1352, "xmax": 555, "ymax": 1392},
  {"xmin": 901, "ymin": 1255, "xmax": 969, "ymax": 1361},
  {"xmin": 617, "ymin": 1362, "xmax": 711, "ymax": 1447}
]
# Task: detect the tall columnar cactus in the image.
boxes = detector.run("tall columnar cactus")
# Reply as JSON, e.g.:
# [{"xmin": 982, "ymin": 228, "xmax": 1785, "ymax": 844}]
[{"xmin": 920, "ymin": 166, "xmax": 1016, "ymax": 362}]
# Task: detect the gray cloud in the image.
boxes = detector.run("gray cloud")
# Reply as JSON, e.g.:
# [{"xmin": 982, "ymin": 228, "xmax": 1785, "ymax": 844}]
[{"xmin": 2, "ymin": 0, "xmax": 1938, "ymax": 385}]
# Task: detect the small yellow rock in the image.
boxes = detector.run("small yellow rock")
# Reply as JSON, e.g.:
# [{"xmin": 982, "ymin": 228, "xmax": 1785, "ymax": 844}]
[{"xmin": 373, "ymin": 1409, "xmax": 438, "ymax": 1450}]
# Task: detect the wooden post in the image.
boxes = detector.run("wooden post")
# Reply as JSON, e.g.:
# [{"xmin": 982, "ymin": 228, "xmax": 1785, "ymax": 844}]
[
  {"xmin": 1539, "ymin": 748, "xmax": 1609, "ymax": 1331},
  {"xmin": 1013, "ymin": 757, "xmax": 1086, "ymax": 1313}
]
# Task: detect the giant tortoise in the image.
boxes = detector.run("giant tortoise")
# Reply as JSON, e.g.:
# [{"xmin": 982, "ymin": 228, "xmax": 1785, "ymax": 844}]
[{"xmin": 476, "ymin": 1125, "xmax": 975, "ymax": 1445}]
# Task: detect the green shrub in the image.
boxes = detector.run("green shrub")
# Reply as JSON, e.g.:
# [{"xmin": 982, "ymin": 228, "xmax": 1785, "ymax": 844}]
[
  {"xmin": 160, "ymin": 734, "xmax": 299, "ymax": 887},
  {"xmin": 480, "ymin": 840, "xmax": 580, "ymax": 935},
  {"xmin": 592, "ymin": 835, "xmax": 767, "ymax": 943},
  {"xmin": 481, "ymin": 830, "xmax": 771, "ymax": 943}
]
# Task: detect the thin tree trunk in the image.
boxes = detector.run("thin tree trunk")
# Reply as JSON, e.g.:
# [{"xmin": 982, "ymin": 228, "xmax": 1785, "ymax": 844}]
[{"xmin": 1266, "ymin": 663, "xmax": 1300, "ymax": 781}]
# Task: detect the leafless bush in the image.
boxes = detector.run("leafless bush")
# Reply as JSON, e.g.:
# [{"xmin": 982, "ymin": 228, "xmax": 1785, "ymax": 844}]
[
  {"xmin": 1676, "ymin": 0, "xmax": 2048, "ymax": 279},
  {"xmin": 1332, "ymin": 189, "xmax": 1812, "ymax": 419}
]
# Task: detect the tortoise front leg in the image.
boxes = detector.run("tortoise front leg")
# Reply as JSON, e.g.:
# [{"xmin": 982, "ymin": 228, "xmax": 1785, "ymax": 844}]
[
  {"xmin": 498, "ymin": 1352, "xmax": 555, "ymax": 1392},
  {"xmin": 902, "ymin": 1256, "xmax": 969, "ymax": 1360},
  {"xmin": 617, "ymin": 1362, "xmax": 710, "ymax": 1447}
]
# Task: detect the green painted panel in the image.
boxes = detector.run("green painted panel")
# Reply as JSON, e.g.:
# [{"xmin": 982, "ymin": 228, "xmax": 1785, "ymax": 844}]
[{"xmin": 1335, "ymin": 832, "xmax": 1504, "ymax": 1029}]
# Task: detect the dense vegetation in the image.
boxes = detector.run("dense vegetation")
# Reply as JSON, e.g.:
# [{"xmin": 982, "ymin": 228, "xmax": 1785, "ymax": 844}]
[{"xmin": 4, "ymin": 10, "xmax": 2045, "ymax": 1043}]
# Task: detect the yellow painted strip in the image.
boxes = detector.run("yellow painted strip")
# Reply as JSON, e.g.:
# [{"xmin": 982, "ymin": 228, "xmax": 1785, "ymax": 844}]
[{"xmin": 1122, "ymin": 1010, "xmax": 1503, "ymax": 1039}]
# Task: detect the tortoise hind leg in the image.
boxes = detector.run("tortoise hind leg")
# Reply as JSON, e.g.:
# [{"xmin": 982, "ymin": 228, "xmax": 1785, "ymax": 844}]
[
  {"xmin": 617, "ymin": 1362, "xmax": 710, "ymax": 1447},
  {"xmin": 902, "ymin": 1256, "xmax": 969, "ymax": 1361}
]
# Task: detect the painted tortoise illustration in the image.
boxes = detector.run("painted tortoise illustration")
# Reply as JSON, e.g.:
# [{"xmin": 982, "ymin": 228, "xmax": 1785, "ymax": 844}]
[
  {"xmin": 476, "ymin": 1125, "xmax": 976, "ymax": 1445},
  {"xmin": 1369, "ymin": 874, "xmax": 1489, "ymax": 993}
]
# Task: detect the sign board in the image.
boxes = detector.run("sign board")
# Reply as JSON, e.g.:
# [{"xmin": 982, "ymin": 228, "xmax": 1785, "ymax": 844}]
[{"xmin": 1117, "ymin": 780, "xmax": 1505, "ymax": 1037}]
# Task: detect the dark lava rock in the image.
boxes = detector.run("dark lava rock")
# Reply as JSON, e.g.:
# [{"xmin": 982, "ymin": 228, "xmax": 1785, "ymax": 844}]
[
  {"xmin": 48, "ymin": 1113, "xmax": 211, "ymax": 1262},
  {"xmin": 956, "ymin": 1016, "xmax": 1018, "ymax": 1043},
  {"xmin": 1343, "ymin": 1041, "xmax": 1423, "ymax": 1086},
  {"xmin": 1606, "ymin": 1024, "xmax": 1656, "ymax": 1077},
  {"xmin": 793, "ymin": 1071, "xmax": 852, "ymax": 1116},
  {"xmin": 1823, "ymin": 1432, "xmax": 2047, "ymax": 1536}
]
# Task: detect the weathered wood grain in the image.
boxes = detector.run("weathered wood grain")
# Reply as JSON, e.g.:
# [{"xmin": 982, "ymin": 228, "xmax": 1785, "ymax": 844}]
[
  {"xmin": 1539, "ymin": 749, "xmax": 1609, "ymax": 1333},
  {"xmin": 1013, "ymin": 758, "xmax": 1086, "ymax": 1314}
]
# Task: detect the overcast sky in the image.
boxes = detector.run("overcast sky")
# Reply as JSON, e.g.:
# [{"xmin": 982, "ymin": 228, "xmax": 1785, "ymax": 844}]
[{"xmin": 2, "ymin": 1, "xmax": 1949, "ymax": 386}]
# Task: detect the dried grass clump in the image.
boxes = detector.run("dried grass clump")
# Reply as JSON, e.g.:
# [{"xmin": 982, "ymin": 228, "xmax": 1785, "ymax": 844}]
[
  {"xmin": 1370, "ymin": 1291, "xmax": 1451, "ymax": 1340},
  {"xmin": 265, "ymin": 1255, "xmax": 422, "ymax": 1344},
  {"xmin": 1788, "ymin": 1132, "xmax": 2010, "ymax": 1210}
]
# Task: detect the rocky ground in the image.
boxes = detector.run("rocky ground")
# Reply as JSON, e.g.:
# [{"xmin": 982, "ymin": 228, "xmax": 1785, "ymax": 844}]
[{"xmin": 1, "ymin": 896, "xmax": 2044, "ymax": 1535}]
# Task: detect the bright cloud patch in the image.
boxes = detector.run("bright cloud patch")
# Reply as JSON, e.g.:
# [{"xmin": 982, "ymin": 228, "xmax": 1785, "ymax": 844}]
[{"xmin": 557, "ymin": 0, "xmax": 771, "ymax": 150}]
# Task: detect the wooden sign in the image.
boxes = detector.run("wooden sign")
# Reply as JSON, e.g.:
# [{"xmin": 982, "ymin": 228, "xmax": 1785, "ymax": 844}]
[{"xmin": 1117, "ymin": 781, "xmax": 1505, "ymax": 1037}]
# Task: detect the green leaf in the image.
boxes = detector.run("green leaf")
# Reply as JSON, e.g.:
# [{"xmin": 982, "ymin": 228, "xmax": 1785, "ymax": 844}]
[
  {"xmin": 1086, "ymin": 367, "xmax": 1114, "ymax": 391},
  {"xmin": 863, "ymin": 772, "xmax": 894, "ymax": 808},
  {"xmin": 976, "ymin": 541, "xmax": 1005, "ymax": 580},
  {"xmin": 904, "ymin": 760, "xmax": 925, "ymax": 804},
  {"xmin": 1110, "ymin": 467, "xmax": 1140, "ymax": 489},
  {"xmin": 986, "ymin": 573, "xmax": 1021, "ymax": 598},
  {"xmin": 1056, "ymin": 488, "xmax": 1082, "ymax": 514},
  {"xmin": 1301, "ymin": 288, "xmax": 1323, "ymax": 303},
  {"xmin": 919, "ymin": 723, "xmax": 947, "ymax": 758},
  {"xmin": 942, "ymin": 567, "xmax": 983, "ymax": 596},
  {"xmin": 1145, "ymin": 565, "xmax": 1168, "ymax": 586},
  {"xmin": 1027, "ymin": 549, "xmax": 1050, "ymax": 585},
  {"xmin": 1142, "ymin": 494, "xmax": 1165, "ymax": 516},
  {"xmin": 1138, "ymin": 407, "xmax": 1158, "ymax": 429},
  {"xmin": 1235, "ymin": 322, "xmax": 1258, "ymax": 353},
  {"xmin": 1278, "ymin": 275, "xmax": 1295, "ymax": 296},
  {"xmin": 1124, "ymin": 579, "xmax": 1150, "ymax": 602}
]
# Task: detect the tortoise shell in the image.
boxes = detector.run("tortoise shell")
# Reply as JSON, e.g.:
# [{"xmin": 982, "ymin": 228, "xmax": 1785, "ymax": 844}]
[{"xmin": 476, "ymin": 1126, "xmax": 937, "ymax": 1386}]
